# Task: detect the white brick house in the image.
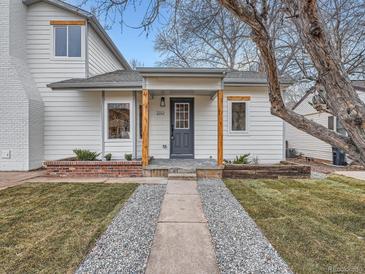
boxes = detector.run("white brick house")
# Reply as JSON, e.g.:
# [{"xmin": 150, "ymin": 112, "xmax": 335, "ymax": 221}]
[{"xmin": 0, "ymin": 0, "xmax": 290, "ymax": 171}]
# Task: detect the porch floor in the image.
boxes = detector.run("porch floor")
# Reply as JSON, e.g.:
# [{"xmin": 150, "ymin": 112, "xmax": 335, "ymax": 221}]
[{"xmin": 147, "ymin": 159, "xmax": 218, "ymax": 170}]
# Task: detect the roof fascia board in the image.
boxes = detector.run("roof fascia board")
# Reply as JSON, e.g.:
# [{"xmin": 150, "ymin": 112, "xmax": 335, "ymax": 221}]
[
  {"xmin": 48, "ymin": 82, "xmax": 142, "ymax": 89},
  {"xmin": 141, "ymin": 73, "xmax": 225, "ymax": 78},
  {"xmin": 137, "ymin": 67, "xmax": 226, "ymax": 77}
]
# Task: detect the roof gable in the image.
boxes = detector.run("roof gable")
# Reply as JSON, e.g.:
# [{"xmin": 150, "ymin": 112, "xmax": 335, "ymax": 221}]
[{"xmin": 23, "ymin": 0, "xmax": 131, "ymax": 70}]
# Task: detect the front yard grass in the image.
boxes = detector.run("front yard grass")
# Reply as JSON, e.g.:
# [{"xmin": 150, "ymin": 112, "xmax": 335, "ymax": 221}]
[
  {"xmin": 225, "ymin": 175, "xmax": 365, "ymax": 274},
  {"xmin": 0, "ymin": 182, "xmax": 138, "ymax": 274}
]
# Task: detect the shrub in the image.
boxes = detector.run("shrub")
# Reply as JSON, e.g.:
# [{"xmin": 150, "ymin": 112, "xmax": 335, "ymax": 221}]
[
  {"xmin": 105, "ymin": 153, "xmax": 112, "ymax": 161},
  {"xmin": 233, "ymin": 154, "xmax": 251, "ymax": 164},
  {"xmin": 73, "ymin": 149, "xmax": 100, "ymax": 161},
  {"xmin": 124, "ymin": 153, "xmax": 132, "ymax": 161}
]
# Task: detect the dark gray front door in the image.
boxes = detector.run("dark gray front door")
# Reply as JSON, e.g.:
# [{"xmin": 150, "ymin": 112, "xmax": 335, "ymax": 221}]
[{"xmin": 170, "ymin": 98, "xmax": 194, "ymax": 158}]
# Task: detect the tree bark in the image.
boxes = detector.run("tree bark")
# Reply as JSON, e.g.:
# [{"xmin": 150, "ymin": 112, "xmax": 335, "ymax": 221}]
[{"xmin": 220, "ymin": 0, "xmax": 365, "ymax": 164}]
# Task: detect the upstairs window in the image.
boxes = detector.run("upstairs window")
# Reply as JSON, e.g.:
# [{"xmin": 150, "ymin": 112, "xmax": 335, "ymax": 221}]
[{"xmin": 54, "ymin": 25, "xmax": 82, "ymax": 57}]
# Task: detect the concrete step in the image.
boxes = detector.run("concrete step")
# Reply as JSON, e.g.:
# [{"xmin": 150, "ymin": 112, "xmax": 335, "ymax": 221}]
[
  {"xmin": 168, "ymin": 172, "xmax": 197, "ymax": 181},
  {"xmin": 168, "ymin": 168, "xmax": 196, "ymax": 174}
]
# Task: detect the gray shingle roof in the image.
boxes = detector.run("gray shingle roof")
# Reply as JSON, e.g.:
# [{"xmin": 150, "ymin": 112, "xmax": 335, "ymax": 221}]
[
  {"xmin": 48, "ymin": 69, "xmax": 292, "ymax": 89},
  {"xmin": 48, "ymin": 70, "xmax": 142, "ymax": 89}
]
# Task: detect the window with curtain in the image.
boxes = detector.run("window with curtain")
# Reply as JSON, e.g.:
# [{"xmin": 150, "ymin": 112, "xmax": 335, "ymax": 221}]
[{"xmin": 108, "ymin": 103, "xmax": 130, "ymax": 139}]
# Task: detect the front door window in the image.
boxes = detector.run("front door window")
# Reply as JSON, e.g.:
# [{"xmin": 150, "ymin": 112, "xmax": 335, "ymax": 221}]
[{"xmin": 175, "ymin": 103, "xmax": 190, "ymax": 129}]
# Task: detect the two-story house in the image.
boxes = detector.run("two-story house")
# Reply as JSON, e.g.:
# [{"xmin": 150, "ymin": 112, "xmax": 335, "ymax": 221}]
[{"xmin": 0, "ymin": 0, "xmax": 290, "ymax": 171}]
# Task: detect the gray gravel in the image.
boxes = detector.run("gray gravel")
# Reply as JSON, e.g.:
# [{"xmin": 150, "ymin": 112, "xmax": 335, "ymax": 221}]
[
  {"xmin": 76, "ymin": 184, "xmax": 166, "ymax": 274},
  {"xmin": 198, "ymin": 179, "xmax": 293, "ymax": 274}
]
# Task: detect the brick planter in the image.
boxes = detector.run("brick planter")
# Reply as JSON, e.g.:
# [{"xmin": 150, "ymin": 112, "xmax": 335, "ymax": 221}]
[
  {"xmin": 44, "ymin": 160, "xmax": 143, "ymax": 177},
  {"xmin": 223, "ymin": 163, "xmax": 311, "ymax": 179}
]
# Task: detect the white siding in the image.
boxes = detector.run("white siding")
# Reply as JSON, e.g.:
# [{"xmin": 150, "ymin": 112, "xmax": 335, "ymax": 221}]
[
  {"xmin": 88, "ymin": 27, "xmax": 124, "ymax": 76},
  {"xmin": 285, "ymin": 113, "xmax": 333, "ymax": 161},
  {"xmin": 145, "ymin": 77, "xmax": 221, "ymax": 91},
  {"xmin": 294, "ymin": 93, "xmax": 317, "ymax": 115},
  {"xmin": 42, "ymin": 90, "xmax": 102, "ymax": 159},
  {"xmin": 286, "ymin": 89, "xmax": 365, "ymax": 161},
  {"xmin": 223, "ymin": 87, "xmax": 284, "ymax": 163},
  {"xmin": 148, "ymin": 86, "xmax": 284, "ymax": 164},
  {"xmin": 26, "ymin": 2, "xmax": 102, "ymax": 160}
]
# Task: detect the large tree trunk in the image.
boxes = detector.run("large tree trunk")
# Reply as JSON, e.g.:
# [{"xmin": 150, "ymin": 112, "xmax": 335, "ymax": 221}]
[
  {"xmin": 220, "ymin": 0, "xmax": 365, "ymax": 165},
  {"xmin": 283, "ymin": 0, "xmax": 365, "ymax": 160}
]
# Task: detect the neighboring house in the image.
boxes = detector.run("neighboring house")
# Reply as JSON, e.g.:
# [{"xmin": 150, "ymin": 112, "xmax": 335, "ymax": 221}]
[
  {"xmin": 285, "ymin": 81, "xmax": 365, "ymax": 164},
  {"xmin": 0, "ymin": 0, "xmax": 289, "ymax": 171}
]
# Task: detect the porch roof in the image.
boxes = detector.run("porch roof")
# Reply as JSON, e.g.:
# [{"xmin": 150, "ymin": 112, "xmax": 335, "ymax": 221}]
[
  {"xmin": 47, "ymin": 70, "xmax": 142, "ymax": 89},
  {"xmin": 47, "ymin": 69, "xmax": 292, "ymax": 90}
]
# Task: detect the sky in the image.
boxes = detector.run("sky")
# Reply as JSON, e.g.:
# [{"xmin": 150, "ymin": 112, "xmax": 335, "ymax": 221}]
[{"xmin": 68, "ymin": 0, "xmax": 166, "ymax": 66}]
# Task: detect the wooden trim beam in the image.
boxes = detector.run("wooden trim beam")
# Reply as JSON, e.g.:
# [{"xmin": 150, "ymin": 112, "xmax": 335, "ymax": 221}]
[
  {"xmin": 50, "ymin": 20, "xmax": 86, "ymax": 25},
  {"xmin": 217, "ymin": 90, "xmax": 224, "ymax": 166},
  {"xmin": 227, "ymin": 96, "xmax": 251, "ymax": 101},
  {"xmin": 142, "ymin": 89, "xmax": 149, "ymax": 167}
]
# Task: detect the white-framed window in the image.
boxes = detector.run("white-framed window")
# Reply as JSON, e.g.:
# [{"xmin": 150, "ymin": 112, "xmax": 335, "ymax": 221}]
[
  {"xmin": 328, "ymin": 116, "xmax": 347, "ymax": 136},
  {"xmin": 106, "ymin": 102, "xmax": 131, "ymax": 140},
  {"xmin": 53, "ymin": 25, "xmax": 83, "ymax": 58},
  {"xmin": 229, "ymin": 101, "xmax": 248, "ymax": 134},
  {"xmin": 175, "ymin": 103, "xmax": 190, "ymax": 129}
]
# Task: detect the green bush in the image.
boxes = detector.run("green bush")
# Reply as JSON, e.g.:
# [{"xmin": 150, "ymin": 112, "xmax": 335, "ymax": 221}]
[
  {"xmin": 231, "ymin": 153, "xmax": 251, "ymax": 164},
  {"xmin": 73, "ymin": 149, "xmax": 100, "ymax": 161},
  {"xmin": 124, "ymin": 153, "xmax": 132, "ymax": 161},
  {"xmin": 233, "ymin": 154, "xmax": 251, "ymax": 164},
  {"xmin": 105, "ymin": 153, "xmax": 112, "ymax": 161}
]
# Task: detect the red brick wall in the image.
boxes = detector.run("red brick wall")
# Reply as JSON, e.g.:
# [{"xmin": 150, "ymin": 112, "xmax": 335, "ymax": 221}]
[{"xmin": 44, "ymin": 160, "xmax": 143, "ymax": 177}]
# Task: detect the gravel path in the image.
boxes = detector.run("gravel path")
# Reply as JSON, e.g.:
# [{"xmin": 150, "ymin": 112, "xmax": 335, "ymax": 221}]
[
  {"xmin": 198, "ymin": 179, "xmax": 292, "ymax": 274},
  {"xmin": 76, "ymin": 184, "xmax": 166, "ymax": 274}
]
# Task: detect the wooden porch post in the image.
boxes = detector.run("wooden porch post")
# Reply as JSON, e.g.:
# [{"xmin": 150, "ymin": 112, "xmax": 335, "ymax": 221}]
[
  {"xmin": 217, "ymin": 90, "xmax": 224, "ymax": 165},
  {"xmin": 142, "ymin": 89, "xmax": 149, "ymax": 167}
]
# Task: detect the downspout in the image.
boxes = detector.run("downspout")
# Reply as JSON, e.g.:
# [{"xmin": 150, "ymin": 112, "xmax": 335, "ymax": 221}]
[
  {"xmin": 133, "ymin": 90, "xmax": 137, "ymax": 159},
  {"xmin": 101, "ymin": 90, "xmax": 105, "ymax": 158}
]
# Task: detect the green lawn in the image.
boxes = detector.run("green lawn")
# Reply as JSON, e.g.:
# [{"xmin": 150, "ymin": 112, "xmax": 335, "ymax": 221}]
[
  {"xmin": 0, "ymin": 182, "xmax": 138, "ymax": 274},
  {"xmin": 225, "ymin": 175, "xmax": 365, "ymax": 274}
]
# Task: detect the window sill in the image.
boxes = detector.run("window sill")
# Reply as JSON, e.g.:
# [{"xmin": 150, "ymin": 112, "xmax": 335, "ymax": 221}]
[
  {"xmin": 227, "ymin": 130, "xmax": 249, "ymax": 136},
  {"xmin": 50, "ymin": 56, "xmax": 85, "ymax": 62},
  {"xmin": 105, "ymin": 138, "xmax": 131, "ymax": 142}
]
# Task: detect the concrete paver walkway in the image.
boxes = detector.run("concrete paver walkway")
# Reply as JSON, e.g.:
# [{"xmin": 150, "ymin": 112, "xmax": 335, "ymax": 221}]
[
  {"xmin": 335, "ymin": 171, "xmax": 365, "ymax": 180},
  {"xmin": 0, "ymin": 170, "xmax": 45, "ymax": 190},
  {"xmin": 145, "ymin": 180, "xmax": 219, "ymax": 274}
]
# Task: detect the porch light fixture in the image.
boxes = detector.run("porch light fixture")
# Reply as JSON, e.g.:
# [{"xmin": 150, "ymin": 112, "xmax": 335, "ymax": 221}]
[{"xmin": 160, "ymin": 97, "xmax": 166, "ymax": 107}]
